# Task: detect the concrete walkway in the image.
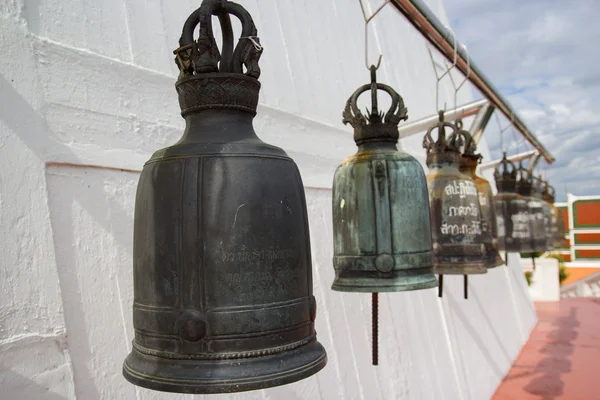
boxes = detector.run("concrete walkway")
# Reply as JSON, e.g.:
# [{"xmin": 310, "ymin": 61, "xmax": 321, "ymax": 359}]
[{"xmin": 493, "ymin": 298, "xmax": 600, "ymax": 399}]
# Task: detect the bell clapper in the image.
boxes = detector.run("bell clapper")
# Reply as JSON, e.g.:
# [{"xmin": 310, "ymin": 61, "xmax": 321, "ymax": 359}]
[
  {"xmin": 464, "ymin": 275, "xmax": 468, "ymax": 299},
  {"xmin": 438, "ymin": 274, "xmax": 444, "ymax": 298},
  {"xmin": 372, "ymin": 292, "xmax": 379, "ymax": 366},
  {"xmin": 505, "ymin": 251, "xmax": 508, "ymax": 266},
  {"xmin": 532, "ymin": 256, "xmax": 536, "ymax": 271}
]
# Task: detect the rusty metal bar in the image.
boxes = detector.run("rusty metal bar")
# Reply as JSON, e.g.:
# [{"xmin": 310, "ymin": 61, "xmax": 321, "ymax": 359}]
[
  {"xmin": 478, "ymin": 150, "xmax": 539, "ymax": 171},
  {"xmin": 390, "ymin": 0, "xmax": 554, "ymax": 163},
  {"xmin": 469, "ymin": 103, "xmax": 495, "ymax": 145}
]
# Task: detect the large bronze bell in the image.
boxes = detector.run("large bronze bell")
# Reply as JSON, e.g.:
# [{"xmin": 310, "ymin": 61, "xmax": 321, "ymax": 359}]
[
  {"xmin": 458, "ymin": 123, "xmax": 504, "ymax": 268},
  {"xmin": 122, "ymin": 1, "xmax": 326, "ymax": 393},
  {"xmin": 494, "ymin": 154, "xmax": 532, "ymax": 253},
  {"xmin": 424, "ymin": 112, "xmax": 487, "ymax": 299},
  {"xmin": 332, "ymin": 67, "xmax": 436, "ymax": 364}
]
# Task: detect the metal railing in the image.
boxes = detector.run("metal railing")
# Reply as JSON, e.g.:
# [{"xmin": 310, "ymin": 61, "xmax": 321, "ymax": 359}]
[{"xmin": 390, "ymin": 0, "xmax": 554, "ymax": 164}]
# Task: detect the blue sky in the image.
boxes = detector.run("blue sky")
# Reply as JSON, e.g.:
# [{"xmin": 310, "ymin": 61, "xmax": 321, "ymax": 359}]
[{"xmin": 445, "ymin": 0, "xmax": 600, "ymax": 201}]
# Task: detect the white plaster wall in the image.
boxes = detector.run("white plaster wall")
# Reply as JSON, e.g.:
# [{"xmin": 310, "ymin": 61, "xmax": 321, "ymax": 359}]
[
  {"xmin": 521, "ymin": 258, "xmax": 560, "ymax": 302},
  {"xmin": 0, "ymin": 1, "xmax": 537, "ymax": 399}
]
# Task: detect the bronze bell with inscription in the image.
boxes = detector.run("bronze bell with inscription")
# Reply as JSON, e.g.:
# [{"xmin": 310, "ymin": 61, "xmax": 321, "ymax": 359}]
[
  {"xmin": 122, "ymin": 0, "xmax": 326, "ymax": 394},
  {"xmin": 424, "ymin": 113, "xmax": 487, "ymax": 299},
  {"xmin": 494, "ymin": 153, "xmax": 531, "ymax": 253},
  {"xmin": 332, "ymin": 67, "xmax": 436, "ymax": 364},
  {"xmin": 458, "ymin": 123, "xmax": 504, "ymax": 268}
]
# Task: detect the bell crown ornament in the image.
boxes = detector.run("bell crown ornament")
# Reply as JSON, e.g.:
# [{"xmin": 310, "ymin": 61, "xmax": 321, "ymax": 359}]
[
  {"xmin": 458, "ymin": 121, "xmax": 480, "ymax": 157},
  {"xmin": 174, "ymin": 0, "xmax": 262, "ymax": 79},
  {"xmin": 123, "ymin": 0, "xmax": 326, "ymax": 394},
  {"xmin": 494, "ymin": 152, "xmax": 518, "ymax": 193},
  {"xmin": 343, "ymin": 66, "xmax": 408, "ymax": 146},
  {"xmin": 423, "ymin": 111, "xmax": 463, "ymax": 166},
  {"xmin": 457, "ymin": 121, "xmax": 483, "ymax": 169},
  {"xmin": 516, "ymin": 162, "xmax": 534, "ymax": 196}
]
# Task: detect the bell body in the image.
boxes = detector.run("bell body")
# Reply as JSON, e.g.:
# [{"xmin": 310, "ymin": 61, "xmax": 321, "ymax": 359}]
[
  {"xmin": 541, "ymin": 198, "xmax": 554, "ymax": 250},
  {"xmin": 123, "ymin": 75, "xmax": 326, "ymax": 393},
  {"xmin": 460, "ymin": 157, "xmax": 504, "ymax": 268},
  {"xmin": 332, "ymin": 142, "xmax": 437, "ymax": 292},
  {"xmin": 529, "ymin": 179, "xmax": 549, "ymax": 253},
  {"xmin": 495, "ymin": 193, "xmax": 532, "ymax": 252},
  {"xmin": 426, "ymin": 152, "xmax": 487, "ymax": 275},
  {"xmin": 556, "ymin": 207, "xmax": 569, "ymax": 248}
]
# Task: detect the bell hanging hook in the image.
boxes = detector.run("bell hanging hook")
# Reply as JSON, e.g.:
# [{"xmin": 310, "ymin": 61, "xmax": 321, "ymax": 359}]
[
  {"xmin": 359, "ymin": 0, "xmax": 391, "ymax": 71},
  {"xmin": 427, "ymin": 26, "xmax": 458, "ymax": 112},
  {"xmin": 449, "ymin": 44, "xmax": 471, "ymax": 115}
]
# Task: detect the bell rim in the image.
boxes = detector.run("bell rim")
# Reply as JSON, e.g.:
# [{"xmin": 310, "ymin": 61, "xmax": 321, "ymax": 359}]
[
  {"xmin": 433, "ymin": 262, "xmax": 488, "ymax": 275},
  {"xmin": 331, "ymin": 274, "xmax": 438, "ymax": 293},
  {"xmin": 122, "ymin": 339, "xmax": 327, "ymax": 394}
]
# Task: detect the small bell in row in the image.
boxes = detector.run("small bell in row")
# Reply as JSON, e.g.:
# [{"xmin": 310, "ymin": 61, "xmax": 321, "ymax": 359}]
[
  {"xmin": 458, "ymin": 122, "xmax": 504, "ymax": 269},
  {"xmin": 424, "ymin": 113, "xmax": 487, "ymax": 299},
  {"xmin": 534, "ymin": 175, "xmax": 554, "ymax": 252},
  {"xmin": 494, "ymin": 154, "xmax": 532, "ymax": 254},
  {"xmin": 542, "ymin": 182, "xmax": 569, "ymax": 249},
  {"xmin": 332, "ymin": 67, "xmax": 437, "ymax": 365},
  {"xmin": 519, "ymin": 169, "xmax": 548, "ymax": 253}
]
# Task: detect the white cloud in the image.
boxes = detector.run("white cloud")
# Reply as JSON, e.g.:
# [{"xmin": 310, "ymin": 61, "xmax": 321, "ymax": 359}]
[{"xmin": 445, "ymin": 0, "xmax": 600, "ymax": 201}]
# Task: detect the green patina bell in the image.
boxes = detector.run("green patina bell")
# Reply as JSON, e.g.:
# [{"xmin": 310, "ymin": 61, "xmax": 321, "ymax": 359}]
[
  {"xmin": 494, "ymin": 153, "xmax": 530, "ymax": 253},
  {"xmin": 332, "ymin": 67, "xmax": 437, "ymax": 293},
  {"xmin": 332, "ymin": 67, "xmax": 437, "ymax": 366}
]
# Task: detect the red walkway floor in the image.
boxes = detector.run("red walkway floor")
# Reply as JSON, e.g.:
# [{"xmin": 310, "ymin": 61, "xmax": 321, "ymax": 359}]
[{"xmin": 493, "ymin": 298, "xmax": 600, "ymax": 400}]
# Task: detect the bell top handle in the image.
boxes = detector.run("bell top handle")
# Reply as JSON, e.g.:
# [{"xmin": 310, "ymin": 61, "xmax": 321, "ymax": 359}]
[
  {"xmin": 423, "ymin": 111, "xmax": 460, "ymax": 154},
  {"xmin": 174, "ymin": 0, "xmax": 263, "ymax": 79},
  {"xmin": 343, "ymin": 66, "xmax": 408, "ymax": 129},
  {"xmin": 455, "ymin": 120, "xmax": 480, "ymax": 160}
]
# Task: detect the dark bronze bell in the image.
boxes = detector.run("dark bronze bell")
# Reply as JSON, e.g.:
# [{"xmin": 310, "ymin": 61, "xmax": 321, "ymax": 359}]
[
  {"xmin": 332, "ymin": 67, "xmax": 436, "ymax": 365},
  {"xmin": 494, "ymin": 154, "xmax": 532, "ymax": 253},
  {"xmin": 515, "ymin": 163, "xmax": 538, "ymax": 254},
  {"xmin": 424, "ymin": 112, "xmax": 487, "ymax": 299},
  {"xmin": 528, "ymin": 173, "xmax": 549, "ymax": 254},
  {"xmin": 458, "ymin": 123, "xmax": 504, "ymax": 268},
  {"xmin": 122, "ymin": 1, "xmax": 326, "ymax": 393},
  {"xmin": 542, "ymin": 182, "xmax": 569, "ymax": 249},
  {"xmin": 533, "ymin": 175, "xmax": 553, "ymax": 252}
]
